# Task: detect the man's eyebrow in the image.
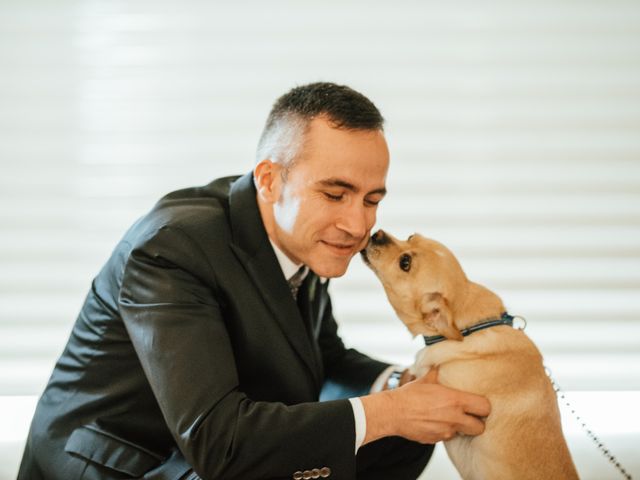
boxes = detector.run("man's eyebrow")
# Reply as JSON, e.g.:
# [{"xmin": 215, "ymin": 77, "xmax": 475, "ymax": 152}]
[{"xmin": 317, "ymin": 178, "xmax": 387, "ymax": 196}]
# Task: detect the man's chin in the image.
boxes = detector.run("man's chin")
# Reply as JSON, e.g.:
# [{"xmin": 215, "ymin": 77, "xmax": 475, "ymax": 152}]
[{"xmin": 309, "ymin": 257, "xmax": 352, "ymax": 279}]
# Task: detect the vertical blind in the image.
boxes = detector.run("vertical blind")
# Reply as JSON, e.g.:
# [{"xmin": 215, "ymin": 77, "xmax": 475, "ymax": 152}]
[{"xmin": 1, "ymin": 0, "xmax": 639, "ymax": 398}]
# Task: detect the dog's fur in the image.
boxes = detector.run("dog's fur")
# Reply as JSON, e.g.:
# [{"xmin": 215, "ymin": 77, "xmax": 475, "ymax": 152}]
[{"xmin": 362, "ymin": 231, "xmax": 578, "ymax": 480}]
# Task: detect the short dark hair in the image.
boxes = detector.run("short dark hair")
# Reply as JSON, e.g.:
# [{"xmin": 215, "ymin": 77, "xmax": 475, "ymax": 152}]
[
  {"xmin": 256, "ymin": 82, "xmax": 384, "ymax": 166},
  {"xmin": 266, "ymin": 82, "xmax": 384, "ymax": 132}
]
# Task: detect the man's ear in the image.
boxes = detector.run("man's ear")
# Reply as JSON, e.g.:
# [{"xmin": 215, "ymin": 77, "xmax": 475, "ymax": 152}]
[
  {"xmin": 420, "ymin": 292, "xmax": 462, "ymax": 341},
  {"xmin": 254, "ymin": 159, "xmax": 283, "ymax": 203}
]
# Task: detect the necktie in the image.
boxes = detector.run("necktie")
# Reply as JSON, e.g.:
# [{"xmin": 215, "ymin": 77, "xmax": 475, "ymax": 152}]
[{"xmin": 288, "ymin": 266, "xmax": 307, "ymax": 299}]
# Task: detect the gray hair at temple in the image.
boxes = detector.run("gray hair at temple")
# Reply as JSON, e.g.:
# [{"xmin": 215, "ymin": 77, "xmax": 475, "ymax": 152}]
[{"xmin": 255, "ymin": 82, "xmax": 385, "ymax": 176}]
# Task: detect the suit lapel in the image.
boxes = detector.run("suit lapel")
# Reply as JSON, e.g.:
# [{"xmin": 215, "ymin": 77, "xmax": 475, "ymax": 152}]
[{"xmin": 227, "ymin": 173, "xmax": 322, "ymax": 388}]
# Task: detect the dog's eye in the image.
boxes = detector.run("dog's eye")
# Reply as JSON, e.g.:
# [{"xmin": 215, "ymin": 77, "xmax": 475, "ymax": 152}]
[{"xmin": 399, "ymin": 253, "xmax": 412, "ymax": 272}]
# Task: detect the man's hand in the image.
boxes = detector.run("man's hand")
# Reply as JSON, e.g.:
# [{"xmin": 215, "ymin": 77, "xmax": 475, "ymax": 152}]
[{"xmin": 360, "ymin": 367, "xmax": 491, "ymax": 445}]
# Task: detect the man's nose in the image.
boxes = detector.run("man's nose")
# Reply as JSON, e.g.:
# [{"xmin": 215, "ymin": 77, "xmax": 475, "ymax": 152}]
[{"xmin": 336, "ymin": 202, "xmax": 370, "ymax": 238}]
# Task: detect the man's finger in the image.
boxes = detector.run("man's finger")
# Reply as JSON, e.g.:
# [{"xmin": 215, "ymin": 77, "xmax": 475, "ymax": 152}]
[
  {"xmin": 400, "ymin": 368, "xmax": 416, "ymax": 386},
  {"xmin": 461, "ymin": 393, "xmax": 491, "ymax": 418},
  {"xmin": 455, "ymin": 414, "xmax": 487, "ymax": 437},
  {"xmin": 423, "ymin": 366, "xmax": 439, "ymax": 384}
]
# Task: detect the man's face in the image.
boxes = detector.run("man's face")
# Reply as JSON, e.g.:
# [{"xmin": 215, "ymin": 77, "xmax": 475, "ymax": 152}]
[{"xmin": 257, "ymin": 117, "xmax": 390, "ymax": 278}]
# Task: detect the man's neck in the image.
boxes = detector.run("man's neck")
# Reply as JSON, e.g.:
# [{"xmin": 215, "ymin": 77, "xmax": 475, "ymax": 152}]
[{"xmin": 269, "ymin": 238, "xmax": 304, "ymax": 281}]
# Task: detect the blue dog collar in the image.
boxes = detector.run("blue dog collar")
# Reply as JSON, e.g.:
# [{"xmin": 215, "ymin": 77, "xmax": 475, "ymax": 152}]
[{"xmin": 423, "ymin": 312, "xmax": 518, "ymax": 346}]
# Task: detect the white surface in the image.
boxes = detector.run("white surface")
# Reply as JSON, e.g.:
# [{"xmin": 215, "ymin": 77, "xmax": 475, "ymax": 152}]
[{"xmin": 2, "ymin": 393, "xmax": 638, "ymax": 480}]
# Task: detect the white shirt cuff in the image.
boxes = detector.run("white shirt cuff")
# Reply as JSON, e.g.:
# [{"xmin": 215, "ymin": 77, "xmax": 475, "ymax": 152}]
[
  {"xmin": 349, "ymin": 366, "xmax": 405, "ymax": 454},
  {"xmin": 348, "ymin": 397, "xmax": 366, "ymax": 454}
]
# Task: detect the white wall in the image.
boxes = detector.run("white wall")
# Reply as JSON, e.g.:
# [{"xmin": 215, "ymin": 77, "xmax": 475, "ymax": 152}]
[{"xmin": 1, "ymin": 1, "xmax": 639, "ymax": 478}]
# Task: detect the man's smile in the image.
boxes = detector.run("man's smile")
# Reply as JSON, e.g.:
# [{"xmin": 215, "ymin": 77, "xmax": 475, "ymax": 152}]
[{"xmin": 321, "ymin": 240, "xmax": 359, "ymax": 256}]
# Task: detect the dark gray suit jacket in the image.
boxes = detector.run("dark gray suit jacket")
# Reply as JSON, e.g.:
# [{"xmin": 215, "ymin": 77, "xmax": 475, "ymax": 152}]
[{"xmin": 18, "ymin": 172, "xmax": 389, "ymax": 480}]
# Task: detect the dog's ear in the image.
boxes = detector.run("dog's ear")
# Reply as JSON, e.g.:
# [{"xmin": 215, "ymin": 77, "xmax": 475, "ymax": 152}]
[{"xmin": 420, "ymin": 292, "xmax": 462, "ymax": 341}]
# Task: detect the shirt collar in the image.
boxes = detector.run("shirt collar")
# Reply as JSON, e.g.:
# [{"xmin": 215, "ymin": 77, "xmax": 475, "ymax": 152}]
[
  {"xmin": 268, "ymin": 239, "xmax": 328, "ymax": 285},
  {"xmin": 269, "ymin": 239, "xmax": 308, "ymax": 282}
]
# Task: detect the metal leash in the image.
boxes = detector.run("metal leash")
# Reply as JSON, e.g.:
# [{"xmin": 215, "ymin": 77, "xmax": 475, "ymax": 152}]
[{"xmin": 544, "ymin": 366, "xmax": 633, "ymax": 480}]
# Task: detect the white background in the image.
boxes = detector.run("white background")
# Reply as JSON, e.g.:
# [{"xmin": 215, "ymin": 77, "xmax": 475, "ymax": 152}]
[{"xmin": 1, "ymin": 1, "xmax": 639, "ymax": 478}]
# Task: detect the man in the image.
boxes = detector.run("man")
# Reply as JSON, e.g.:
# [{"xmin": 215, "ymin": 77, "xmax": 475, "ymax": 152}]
[{"xmin": 19, "ymin": 82, "xmax": 490, "ymax": 480}]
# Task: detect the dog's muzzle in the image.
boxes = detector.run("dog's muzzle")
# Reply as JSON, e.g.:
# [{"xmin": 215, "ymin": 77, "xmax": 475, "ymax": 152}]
[
  {"xmin": 371, "ymin": 229, "xmax": 390, "ymax": 246},
  {"xmin": 360, "ymin": 230, "xmax": 389, "ymax": 265}
]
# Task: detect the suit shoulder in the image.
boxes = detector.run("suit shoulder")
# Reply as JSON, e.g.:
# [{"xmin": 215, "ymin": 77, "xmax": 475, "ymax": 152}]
[
  {"xmin": 156, "ymin": 175, "xmax": 241, "ymax": 224},
  {"xmin": 158, "ymin": 175, "xmax": 239, "ymax": 205},
  {"xmin": 126, "ymin": 175, "xmax": 241, "ymax": 246}
]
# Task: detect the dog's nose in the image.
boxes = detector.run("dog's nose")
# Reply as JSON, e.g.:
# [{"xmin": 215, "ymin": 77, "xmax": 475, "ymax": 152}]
[{"xmin": 371, "ymin": 229, "xmax": 389, "ymax": 246}]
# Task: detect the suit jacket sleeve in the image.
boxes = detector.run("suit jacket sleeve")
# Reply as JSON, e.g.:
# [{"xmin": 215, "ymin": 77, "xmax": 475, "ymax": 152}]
[{"xmin": 118, "ymin": 225, "xmax": 357, "ymax": 480}]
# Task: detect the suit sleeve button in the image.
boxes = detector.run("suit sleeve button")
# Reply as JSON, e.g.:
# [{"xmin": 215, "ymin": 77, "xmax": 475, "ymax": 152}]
[
  {"xmin": 293, "ymin": 471, "xmax": 303, "ymax": 480},
  {"xmin": 302, "ymin": 471, "xmax": 312, "ymax": 479},
  {"xmin": 320, "ymin": 466, "xmax": 331, "ymax": 477}
]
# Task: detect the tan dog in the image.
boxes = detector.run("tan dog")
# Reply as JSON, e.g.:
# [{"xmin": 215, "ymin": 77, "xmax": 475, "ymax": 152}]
[{"xmin": 362, "ymin": 230, "xmax": 578, "ymax": 480}]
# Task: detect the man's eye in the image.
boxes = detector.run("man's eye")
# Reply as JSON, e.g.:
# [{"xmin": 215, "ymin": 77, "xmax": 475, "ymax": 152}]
[
  {"xmin": 324, "ymin": 192, "xmax": 343, "ymax": 201},
  {"xmin": 399, "ymin": 253, "xmax": 412, "ymax": 272},
  {"xmin": 365, "ymin": 198, "xmax": 381, "ymax": 207}
]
